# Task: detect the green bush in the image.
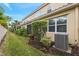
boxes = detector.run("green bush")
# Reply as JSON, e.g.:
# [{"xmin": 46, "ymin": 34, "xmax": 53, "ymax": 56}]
[
  {"xmin": 15, "ymin": 29, "xmax": 21, "ymax": 34},
  {"xmin": 15, "ymin": 28, "xmax": 27, "ymax": 37},
  {"xmin": 32, "ymin": 20, "xmax": 47, "ymax": 40},
  {"xmin": 40, "ymin": 36, "xmax": 52, "ymax": 47}
]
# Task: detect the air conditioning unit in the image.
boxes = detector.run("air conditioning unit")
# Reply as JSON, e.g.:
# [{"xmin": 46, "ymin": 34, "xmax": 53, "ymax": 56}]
[{"xmin": 55, "ymin": 33, "xmax": 68, "ymax": 51}]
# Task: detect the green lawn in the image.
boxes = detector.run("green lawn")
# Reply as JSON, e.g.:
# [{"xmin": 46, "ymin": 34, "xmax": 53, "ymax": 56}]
[{"xmin": 2, "ymin": 31, "xmax": 46, "ymax": 56}]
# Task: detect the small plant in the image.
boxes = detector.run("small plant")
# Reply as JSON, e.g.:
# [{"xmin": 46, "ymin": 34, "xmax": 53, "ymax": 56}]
[
  {"xmin": 15, "ymin": 28, "xmax": 27, "ymax": 37},
  {"xmin": 40, "ymin": 36, "xmax": 52, "ymax": 47}
]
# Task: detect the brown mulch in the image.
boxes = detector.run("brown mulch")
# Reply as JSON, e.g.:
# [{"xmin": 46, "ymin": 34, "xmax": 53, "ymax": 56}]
[{"xmin": 28, "ymin": 38, "xmax": 72, "ymax": 56}]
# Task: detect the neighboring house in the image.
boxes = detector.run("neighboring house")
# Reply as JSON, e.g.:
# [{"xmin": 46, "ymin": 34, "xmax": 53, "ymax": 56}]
[{"xmin": 19, "ymin": 3, "xmax": 79, "ymax": 53}]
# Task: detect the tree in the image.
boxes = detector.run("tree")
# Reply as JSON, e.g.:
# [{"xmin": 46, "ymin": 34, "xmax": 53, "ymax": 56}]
[
  {"xmin": 0, "ymin": 6, "xmax": 11, "ymax": 27},
  {"xmin": 9, "ymin": 20, "xmax": 20, "ymax": 32}
]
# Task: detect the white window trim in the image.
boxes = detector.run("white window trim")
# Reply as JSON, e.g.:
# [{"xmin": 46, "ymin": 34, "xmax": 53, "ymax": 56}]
[
  {"xmin": 47, "ymin": 19, "xmax": 55, "ymax": 32},
  {"xmin": 47, "ymin": 20, "xmax": 49, "ymax": 32},
  {"xmin": 47, "ymin": 15, "xmax": 67, "ymax": 34},
  {"xmin": 55, "ymin": 19, "xmax": 57, "ymax": 33}
]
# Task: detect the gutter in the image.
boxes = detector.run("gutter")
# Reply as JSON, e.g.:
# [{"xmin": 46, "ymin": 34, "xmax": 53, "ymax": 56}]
[{"xmin": 22, "ymin": 3, "xmax": 49, "ymax": 21}]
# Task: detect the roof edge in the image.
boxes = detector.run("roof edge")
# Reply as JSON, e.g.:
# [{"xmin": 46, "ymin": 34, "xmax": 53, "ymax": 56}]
[{"xmin": 22, "ymin": 3, "xmax": 49, "ymax": 21}]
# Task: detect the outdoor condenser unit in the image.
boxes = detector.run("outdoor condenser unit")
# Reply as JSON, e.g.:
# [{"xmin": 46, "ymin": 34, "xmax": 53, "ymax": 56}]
[{"xmin": 55, "ymin": 33, "xmax": 68, "ymax": 51}]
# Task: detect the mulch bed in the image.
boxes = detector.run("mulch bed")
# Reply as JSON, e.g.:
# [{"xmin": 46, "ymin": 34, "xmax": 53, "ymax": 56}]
[
  {"xmin": 70, "ymin": 44, "xmax": 79, "ymax": 56},
  {"xmin": 28, "ymin": 36, "xmax": 72, "ymax": 56}
]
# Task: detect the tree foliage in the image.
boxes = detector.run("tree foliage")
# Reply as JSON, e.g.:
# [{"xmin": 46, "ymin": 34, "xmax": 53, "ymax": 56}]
[
  {"xmin": 32, "ymin": 20, "xmax": 47, "ymax": 40},
  {"xmin": 0, "ymin": 6, "xmax": 11, "ymax": 27}
]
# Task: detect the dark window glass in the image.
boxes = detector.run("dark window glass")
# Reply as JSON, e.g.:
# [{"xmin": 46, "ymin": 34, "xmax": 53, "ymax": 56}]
[
  {"xmin": 57, "ymin": 16, "xmax": 67, "ymax": 24},
  {"xmin": 57, "ymin": 16, "xmax": 67, "ymax": 32},
  {"xmin": 49, "ymin": 19, "xmax": 55, "ymax": 25},
  {"xmin": 48, "ymin": 15, "xmax": 67, "ymax": 32},
  {"xmin": 27, "ymin": 24, "xmax": 32, "ymax": 34},
  {"xmin": 57, "ymin": 19, "xmax": 67, "ymax": 24},
  {"xmin": 47, "ymin": 9, "xmax": 52, "ymax": 13},
  {"xmin": 49, "ymin": 26, "xmax": 55, "ymax": 32},
  {"xmin": 57, "ymin": 25, "xmax": 67, "ymax": 32}
]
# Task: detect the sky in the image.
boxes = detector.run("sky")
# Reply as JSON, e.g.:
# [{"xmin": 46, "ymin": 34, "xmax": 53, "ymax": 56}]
[{"xmin": 0, "ymin": 3, "xmax": 42, "ymax": 21}]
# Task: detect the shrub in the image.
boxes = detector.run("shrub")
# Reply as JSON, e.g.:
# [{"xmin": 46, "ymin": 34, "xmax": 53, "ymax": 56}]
[
  {"xmin": 15, "ymin": 28, "xmax": 27, "ymax": 37},
  {"xmin": 32, "ymin": 20, "xmax": 47, "ymax": 40},
  {"xmin": 15, "ymin": 29, "xmax": 21, "ymax": 34},
  {"xmin": 40, "ymin": 36, "xmax": 52, "ymax": 47}
]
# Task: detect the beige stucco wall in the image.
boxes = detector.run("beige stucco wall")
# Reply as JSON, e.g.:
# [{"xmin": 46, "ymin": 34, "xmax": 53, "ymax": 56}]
[
  {"xmin": 67, "ymin": 8, "xmax": 77, "ymax": 45},
  {"xmin": 21, "ymin": 4, "xmax": 79, "ymax": 47},
  {"xmin": 78, "ymin": 7, "xmax": 79, "ymax": 45},
  {"xmin": 45, "ymin": 7, "xmax": 79, "ymax": 46},
  {"xmin": 50, "ymin": 3, "xmax": 67, "ymax": 10},
  {"xmin": 21, "ymin": 5, "xmax": 79, "ymax": 46},
  {"xmin": 22, "ymin": 5, "xmax": 79, "ymax": 46},
  {"xmin": 46, "ymin": 32, "xmax": 55, "ymax": 41}
]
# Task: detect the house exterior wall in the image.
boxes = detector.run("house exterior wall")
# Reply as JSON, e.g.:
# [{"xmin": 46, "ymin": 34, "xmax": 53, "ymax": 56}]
[
  {"xmin": 20, "ymin": 3, "xmax": 79, "ymax": 52},
  {"xmin": 45, "ymin": 7, "xmax": 79, "ymax": 47},
  {"xmin": 33, "ymin": 3, "xmax": 67, "ymax": 19},
  {"xmin": 21, "ymin": 3, "xmax": 67, "ymax": 26},
  {"xmin": 78, "ymin": 7, "xmax": 79, "ymax": 46},
  {"xmin": 67, "ymin": 8, "xmax": 76, "ymax": 45}
]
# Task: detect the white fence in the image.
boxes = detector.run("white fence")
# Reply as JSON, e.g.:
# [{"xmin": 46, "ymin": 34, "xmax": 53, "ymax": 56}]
[{"xmin": 0, "ymin": 25, "xmax": 7, "ymax": 43}]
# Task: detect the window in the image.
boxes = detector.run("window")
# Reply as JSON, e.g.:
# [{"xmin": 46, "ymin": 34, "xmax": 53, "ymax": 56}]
[
  {"xmin": 57, "ymin": 16, "xmax": 67, "ymax": 32},
  {"xmin": 27, "ymin": 24, "xmax": 32, "ymax": 34},
  {"xmin": 57, "ymin": 16, "xmax": 67, "ymax": 24},
  {"xmin": 49, "ymin": 19, "xmax": 55, "ymax": 25},
  {"xmin": 47, "ymin": 9, "xmax": 52, "ymax": 13},
  {"xmin": 48, "ymin": 19, "xmax": 55, "ymax": 32},
  {"xmin": 47, "ymin": 5, "xmax": 52, "ymax": 13},
  {"xmin": 57, "ymin": 25, "xmax": 66, "ymax": 32},
  {"xmin": 48, "ymin": 15, "xmax": 67, "ymax": 33},
  {"xmin": 49, "ymin": 26, "xmax": 55, "ymax": 32}
]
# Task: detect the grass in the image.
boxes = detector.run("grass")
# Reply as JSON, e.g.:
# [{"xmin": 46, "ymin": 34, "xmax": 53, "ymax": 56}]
[{"xmin": 2, "ymin": 31, "xmax": 46, "ymax": 56}]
